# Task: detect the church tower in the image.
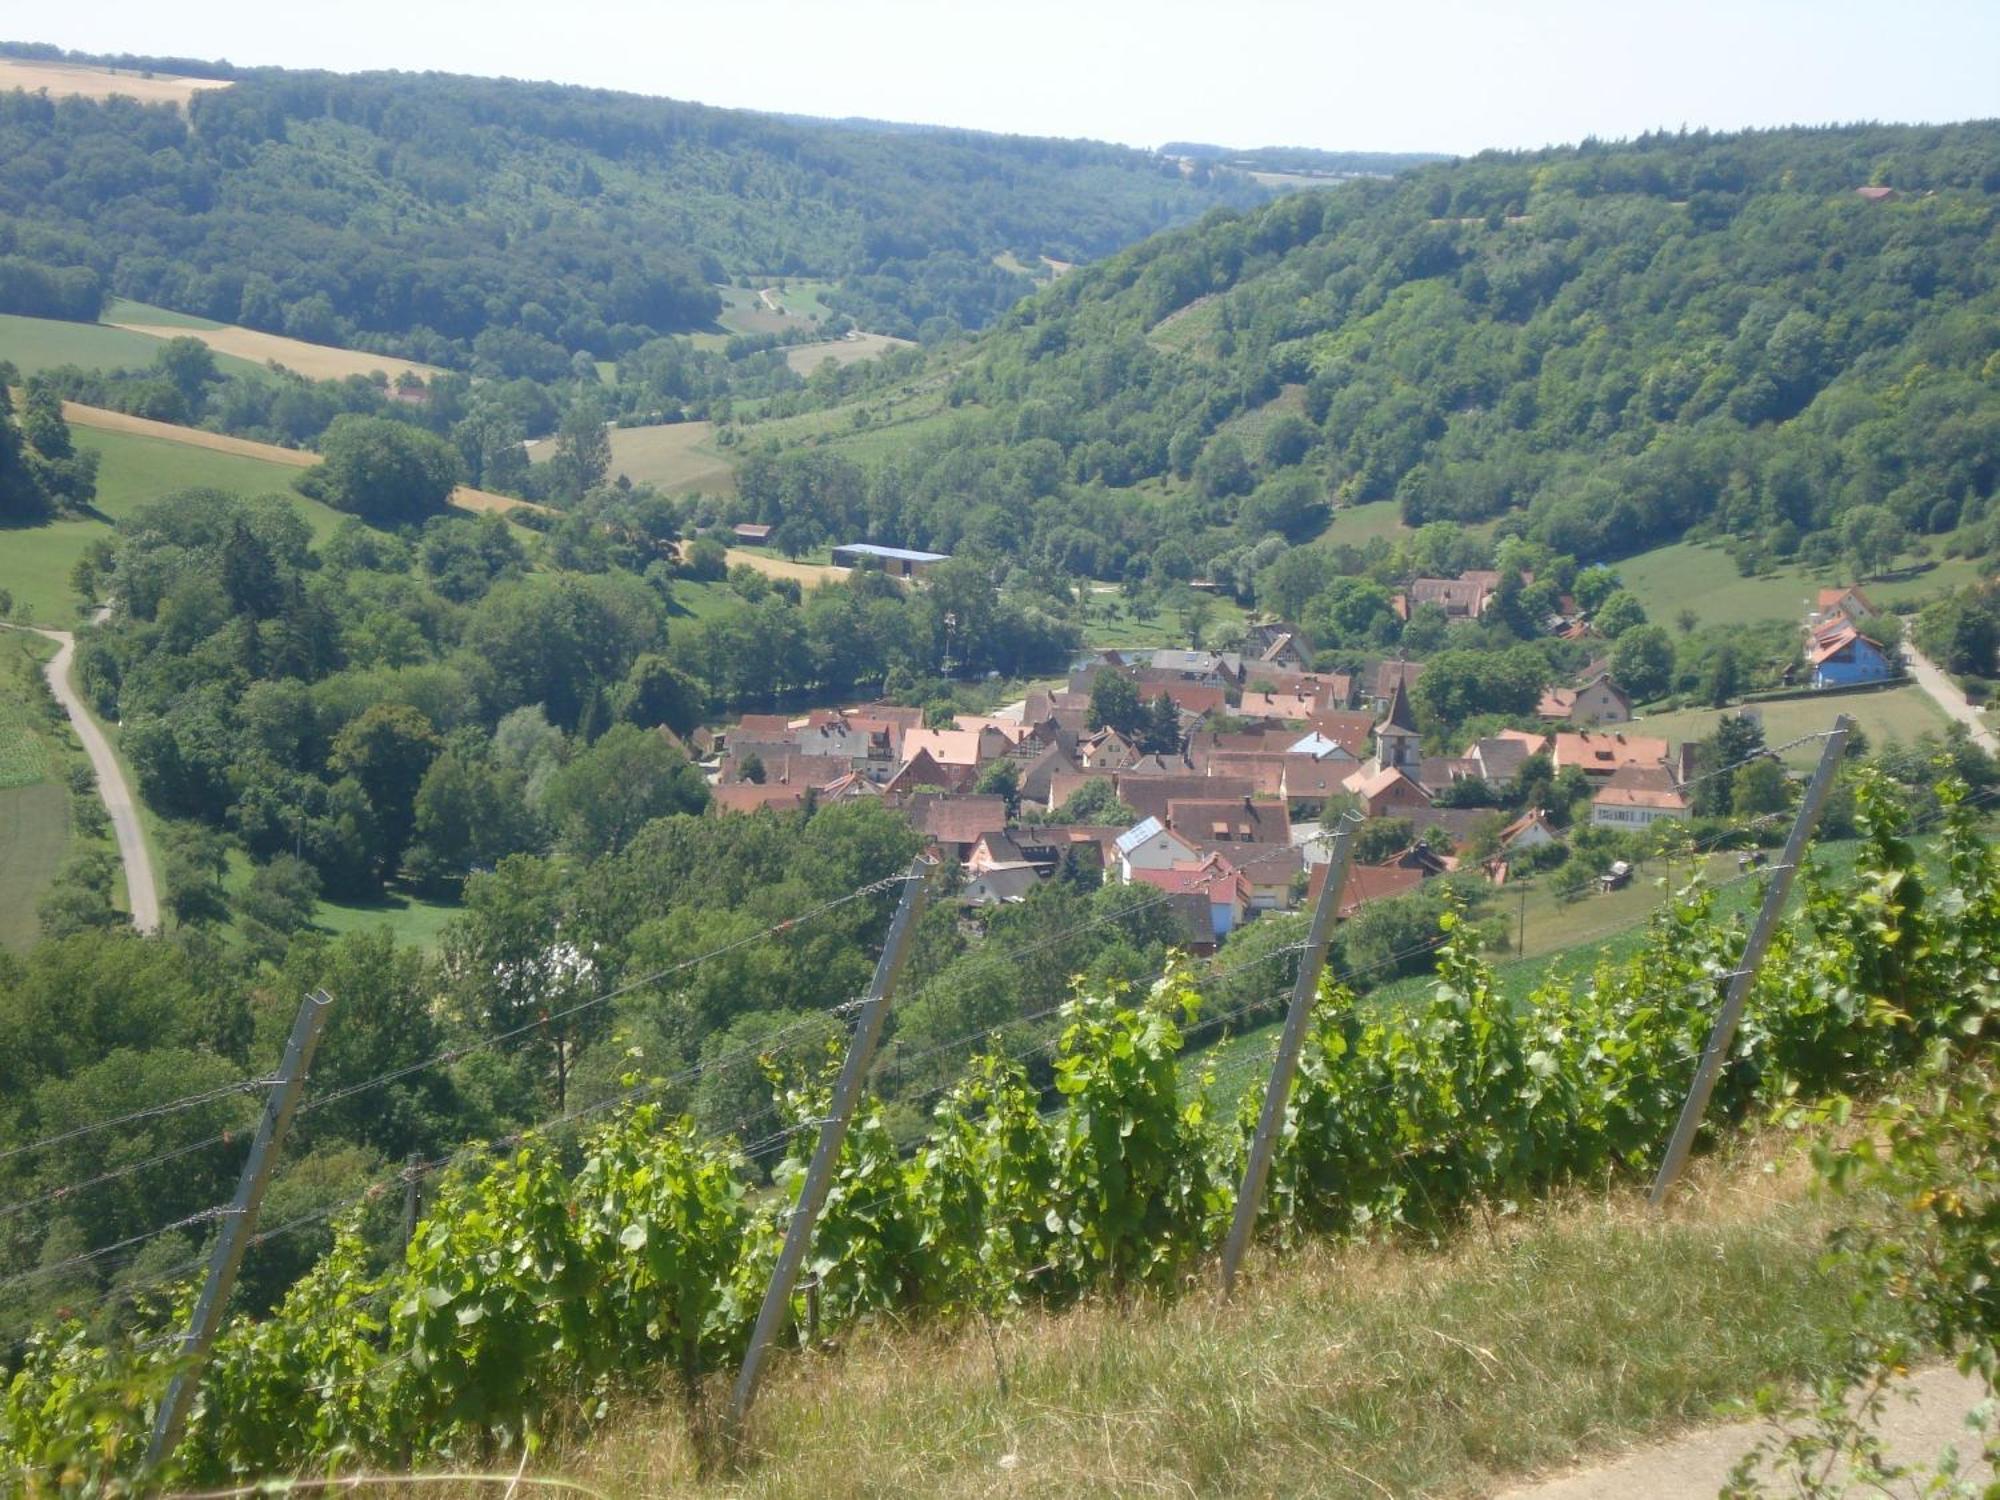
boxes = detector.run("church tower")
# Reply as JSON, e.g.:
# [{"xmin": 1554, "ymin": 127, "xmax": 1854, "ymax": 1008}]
[{"xmin": 1371, "ymin": 675, "xmax": 1420, "ymax": 776}]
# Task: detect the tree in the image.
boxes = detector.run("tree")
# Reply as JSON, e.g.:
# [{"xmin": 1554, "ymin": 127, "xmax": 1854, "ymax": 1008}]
[
  {"xmin": 1087, "ymin": 671, "xmax": 1145, "ymax": 739},
  {"xmin": 151, "ymin": 336, "xmax": 219, "ymax": 417},
  {"xmin": 1140, "ymin": 693, "xmax": 1182, "ymax": 755},
  {"xmin": 1841, "ymin": 505, "xmax": 1907, "ymax": 580},
  {"xmin": 975, "ymin": 758, "xmax": 1022, "ymax": 820},
  {"xmin": 1730, "ymin": 756, "xmax": 1791, "ymax": 817},
  {"xmin": 296, "ymin": 415, "xmax": 462, "ymax": 525},
  {"xmin": 1703, "ymin": 643, "xmax": 1744, "ymax": 707},
  {"xmin": 537, "ymin": 722, "xmax": 708, "ymax": 858},
  {"xmin": 1610, "ymin": 624, "xmax": 1674, "ymax": 702},
  {"xmin": 1050, "ymin": 778, "xmax": 1138, "ymax": 826},
  {"xmin": 1694, "ymin": 712, "xmax": 1767, "ymax": 817},
  {"xmin": 1592, "ymin": 590, "xmax": 1648, "ymax": 640},
  {"xmin": 328, "ymin": 704, "xmax": 445, "ymax": 875},
  {"xmin": 546, "ymin": 397, "xmax": 612, "ymax": 503},
  {"xmin": 617, "ymin": 653, "xmax": 704, "ymax": 737}
]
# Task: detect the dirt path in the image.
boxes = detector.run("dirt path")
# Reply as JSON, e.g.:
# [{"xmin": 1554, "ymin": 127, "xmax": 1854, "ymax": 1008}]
[
  {"xmin": 2, "ymin": 621, "xmax": 159, "ymax": 935},
  {"xmin": 1903, "ymin": 642, "xmax": 1998, "ymax": 753},
  {"xmin": 1499, "ymin": 1363, "xmax": 1991, "ymax": 1498}
]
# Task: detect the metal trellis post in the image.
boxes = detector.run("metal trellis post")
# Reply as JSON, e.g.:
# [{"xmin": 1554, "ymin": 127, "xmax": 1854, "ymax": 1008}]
[
  {"xmin": 1219, "ymin": 811, "xmax": 1361, "ymax": 1295},
  {"xmin": 146, "ymin": 988, "xmax": 333, "ymax": 1471},
  {"xmin": 727, "ymin": 859, "xmax": 934, "ymax": 1439},
  {"xmin": 1649, "ymin": 715, "xmax": 1851, "ymax": 1205}
]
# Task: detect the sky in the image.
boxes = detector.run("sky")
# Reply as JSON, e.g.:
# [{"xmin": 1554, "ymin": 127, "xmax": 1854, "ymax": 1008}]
[{"xmin": 22, "ymin": 0, "xmax": 2000, "ymax": 157}]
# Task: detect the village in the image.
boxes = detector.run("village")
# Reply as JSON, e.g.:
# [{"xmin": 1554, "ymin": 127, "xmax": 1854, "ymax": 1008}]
[{"xmin": 679, "ymin": 557, "xmax": 1910, "ymax": 955}]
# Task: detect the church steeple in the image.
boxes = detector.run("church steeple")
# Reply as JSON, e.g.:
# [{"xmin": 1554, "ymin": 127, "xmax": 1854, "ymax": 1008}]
[{"xmin": 1371, "ymin": 674, "xmax": 1420, "ymax": 773}]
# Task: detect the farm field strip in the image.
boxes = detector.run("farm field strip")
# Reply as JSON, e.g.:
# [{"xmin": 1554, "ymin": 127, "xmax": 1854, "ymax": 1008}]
[
  {"xmin": 105, "ymin": 319, "xmax": 446, "ymax": 383},
  {"xmin": 0, "ymin": 57, "xmax": 231, "ymax": 108}
]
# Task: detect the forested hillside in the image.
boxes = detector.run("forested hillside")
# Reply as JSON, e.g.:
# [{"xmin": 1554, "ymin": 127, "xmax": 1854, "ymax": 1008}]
[
  {"xmin": 731, "ymin": 122, "xmax": 2000, "ymax": 583},
  {"xmin": 0, "ymin": 44, "xmax": 1266, "ymax": 367}
]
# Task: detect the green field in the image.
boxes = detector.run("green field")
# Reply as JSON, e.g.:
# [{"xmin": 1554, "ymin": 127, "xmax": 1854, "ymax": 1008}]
[
  {"xmin": 1634, "ymin": 682, "xmax": 1950, "ymax": 765},
  {"xmin": 0, "ymin": 631, "xmax": 71, "ymax": 950},
  {"xmin": 1315, "ymin": 499, "xmax": 1412, "ymax": 550},
  {"xmin": 0, "ymin": 313, "xmax": 179, "ymax": 377},
  {"xmin": 1081, "ymin": 585, "xmax": 1249, "ymax": 649},
  {"xmin": 1618, "ymin": 541, "xmax": 1986, "ymax": 630},
  {"xmin": 100, "ymin": 298, "xmax": 225, "ymax": 330},
  {"xmin": 315, "ymin": 889, "xmax": 462, "ymax": 950},
  {"xmin": 0, "ymin": 426, "xmax": 334, "ymax": 621}
]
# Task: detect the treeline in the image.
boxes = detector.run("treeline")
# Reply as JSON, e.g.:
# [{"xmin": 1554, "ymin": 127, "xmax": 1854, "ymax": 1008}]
[
  {"xmin": 0, "ymin": 62, "xmax": 1262, "ymax": 367},
  {"xmin": 0, "ymin": 367, "xmax": 96, "ymax": 521},
  {"xmin": 733, "ymin": 122, "xmax": 2000, "ymax": 587}
]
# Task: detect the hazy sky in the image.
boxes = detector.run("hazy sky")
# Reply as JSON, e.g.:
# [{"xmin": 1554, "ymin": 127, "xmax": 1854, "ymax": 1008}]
[{"xmin": 25, "ymin": 0, "xmax": 2000, "ymax": 156}]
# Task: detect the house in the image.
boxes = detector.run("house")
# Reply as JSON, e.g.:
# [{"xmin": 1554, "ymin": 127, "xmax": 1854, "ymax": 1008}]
[
  {"xmin": 968, "ymin": 829, "xmax": 1064, "ymax": 876},
  {"xmin": 1548, "ymin": 731, "xmax": 1673, "ymax": 778},
  {"xmin": 961, "ymin": 864, "xmax": 1042, "ymax": 906},
  {"xmin": 731, "ymin": 523, "xmax": 773, "ymax": 546},
  {"xmin": 1130, "ymin": 854, "xmax": 1252, "ymax": 941},
  {"xmin": 901, "ymin": 728, "xmax": 996, "ymax": 774},
  {"xmin": 1370, "ymin": 659, "xmax": 1426, "ymax": 713},
  {"xmin": 1146, "ymin": 649, "xmax": 1244, "ymax": 686},
  {"xmin": 1537, "ymin": 674, "xmax": 1633, "ymax": 725},
  {"xmin": 1280, "ymin": 754, "xmax": 1351, "ymax": 807},
  {"xmin": 1808, "ymin": 622, "xmax": 1895, "ymax": 689},
  {"xmin": 1201, "ymin": 752, "xmax": 1289, "ymax": 799},
  {"xmin": 1813, "ymin": 585, "xmax": 1879, "ymax": 630},
  {"xmin": 883, "ymin": 747, "xmax": 966, "ymax": 795},
  {"xmin": 1114, "ymin": 817, "xmax": 1203, "ymax": 881},
  {"xmin": 1306, "ymin": 858, "xmax": 1425, "ymax": 917},
  {"xmin": 1117, "ymin": 773, "xmax": 1255, "ymax": 830},
  {"xmin": 1464, "ymin": 734, "xmax": 1542, "ymax": 786},
  {"xmin": 1855, "ymin": 185, "xmax": 1899, "ymax": 202},
  {"xmin": 1345, "ymin": 765, "xmax": 1434, "ymax": 817},
  {"xmin": 1495, "ymin": 808, "xmax": 1561, "ymax": 854},
  {"xmin": 907, "ymin": 794, "xmax": 1011, "ymax": 862},
  {"xmin": 1244, "ymin": 621, "xmax": 1313, "ymax": 672},
  {"xmin": 1167, "ymin": 796, "xmax": 1292, "ymax": 846},
  {"xmin": 1306, "ymin": 710, "xmax": 1377, "ymax": 759},
  {"xmin": 1406, "ymin": 576, "xmax": 1490, "ymax": 619},
  {"xmin": 1238, "ymin": 691, "xmax": 1320, "ymax": 723},
  {"xmin": 1286, "ymin": 730, "xmax": 1360, "ymax": 764},
  {"xmin": 711, "ymin": 783, "xmax": 808, "ymax": 816},
  {"xmin": 1590, "ymin": 766, "xmax": 1691, "ymax": 829},
  {"xmin": 1077, "ymin": 728, "xmax": 1141, "ymax": 770},
  {"xmin": 1197, "ymin": 841, "xmax": 1304, "ymax": 911}
]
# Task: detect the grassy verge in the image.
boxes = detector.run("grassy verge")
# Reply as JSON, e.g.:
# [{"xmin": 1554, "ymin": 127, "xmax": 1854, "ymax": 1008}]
[
  {"xmin": 514, "ymin": 1141, "xmax": 1877, "ymax": 1498},
  {"xmin": 0, "ymin": 631, "xmax": 75, "ymax": 949}
]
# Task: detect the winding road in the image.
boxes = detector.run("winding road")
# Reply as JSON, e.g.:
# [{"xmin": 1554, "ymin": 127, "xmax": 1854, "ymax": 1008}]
[
  {"xmin": 2, "ymin": 620, "xmax": 160, "ymax": 934},
  {"xmin": 1904, "ymin": 641, "xmax": 1999, "ymax": 753}
]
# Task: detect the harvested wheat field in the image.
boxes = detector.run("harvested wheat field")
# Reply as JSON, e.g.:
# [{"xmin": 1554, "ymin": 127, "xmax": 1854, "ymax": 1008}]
[
  {"xmin": 107, "ymin": 320, "xmax": 444, "ymax": 384},
  {"xmin": 0, "ymin": 58, "xmax": 233, "ymax": 109},
  {"xmin": 725, "ymin": 548, "xmax": 849, "ymax": 585},
  {"xmin": 57, "ymin": 401, "xmax": 540, "ymax": 516},
  {"xmin": 530, "ymin": 421, "xmax": 738, "ymax": 495}
]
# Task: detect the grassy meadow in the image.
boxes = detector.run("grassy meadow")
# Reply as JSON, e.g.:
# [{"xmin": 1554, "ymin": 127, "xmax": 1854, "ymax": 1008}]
[
  {"xmin": 1633, "ymin": 682, "xmax": 1950, "ymax": 765},
  {"xmin": 1618, "ymin": 540, "xmax": 1986, "ymax": 629},
  {"xmin": 0, "ymin": 426, "xmax": 330, "ymax": 622}
]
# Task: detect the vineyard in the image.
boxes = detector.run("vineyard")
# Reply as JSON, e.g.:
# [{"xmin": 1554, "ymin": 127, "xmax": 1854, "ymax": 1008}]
[{"xmin": 3, "ymin": 772, "xmax": 1997, "ymax": 1490}]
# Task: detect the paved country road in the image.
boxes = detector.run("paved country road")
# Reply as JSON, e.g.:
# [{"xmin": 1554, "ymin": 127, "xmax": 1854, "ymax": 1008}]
[
  {"xmin": 2, "ymin": 621, "xmax": 160, "ymax": 934},
  {"xmin": 1498, "ymin": 1363, "xmax": 1991, "ymax": 1499},
  {"xmin": 1904, "ymin": 642, "xmax": 1999, "ymax": 753}
]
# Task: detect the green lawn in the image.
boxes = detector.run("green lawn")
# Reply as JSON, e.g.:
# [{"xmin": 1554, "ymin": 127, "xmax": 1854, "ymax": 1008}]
[
  {"xmin": 1634, "ymin": 682, "xmax": 1950, "ymax": 766},
  {"xmin": 0, "ymin": 426, "xmax": 335, "ymax": 622},
  {"xmin": 1618, "ymin": 540, "xmax": 1985, "ymax": 630},
  {"xmin": 314, "ymin": 889, "xmax": 462, "ymax": 951},
  {"xmin": 0, "ymin": 632, "xmax": 70, "ymax": 951},
  {"xmin": 1081, "ymin": 586, "xmax": 1250, "ymax": 650}
]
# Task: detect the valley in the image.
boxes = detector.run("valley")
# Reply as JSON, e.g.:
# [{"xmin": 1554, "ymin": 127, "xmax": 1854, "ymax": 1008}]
[{"xmin": 0, "ymin": 31, "xmax": 1997, "ymax": 1497}]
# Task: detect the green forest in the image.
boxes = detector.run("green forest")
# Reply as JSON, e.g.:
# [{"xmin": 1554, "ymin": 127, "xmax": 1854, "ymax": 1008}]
[
  {"xmin": 721, "ymin": 122, "xmax": 2000, "ymax": 596},
  {"xmin": 0, "ymin": 43, "xmax": 1265, "ymax": 366}
]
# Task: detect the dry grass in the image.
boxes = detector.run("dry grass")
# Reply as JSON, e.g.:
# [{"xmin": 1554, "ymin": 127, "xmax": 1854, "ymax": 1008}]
[
  {"xmin": 0, "ymin": 58, "xmax": 231, "ymax": 109},
  {"xmin": 782, "ymin": 332, "xmax": 914, "ymax": 376},
  {"xmin": 535, "ymin": 422, "xmax": 737, "ymax": 496},
  {"xmin": 723, "ymin": 548, "xmax": 849, "ymax": 586},
  {"xmin": 107, "ymin": 321, "xmax": 444, "ymax": 384},
  {"xmin": 371, "ymin": 1136, "xmax": 1879, "ymax": 1500}
]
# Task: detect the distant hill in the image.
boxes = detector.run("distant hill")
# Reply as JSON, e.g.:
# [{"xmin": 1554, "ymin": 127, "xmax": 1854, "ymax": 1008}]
[
  {"xmin": 0, "ymin": 42, "xmax": 1269, "ymax": 368},
  {"xmin": 729, "ymin": 122, "xmax": 2000, "ymax": 582},
  {"xmin": 1160, "ymin": 141, "xmax": 1449, "ymax": 178}
]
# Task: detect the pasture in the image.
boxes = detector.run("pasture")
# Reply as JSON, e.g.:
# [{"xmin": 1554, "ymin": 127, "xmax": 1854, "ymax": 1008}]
[
  {"xmin": 100, "ymin": 298, "xmax": 223, "ymax": 330},
  {"xmin": 1617, "ymin": 540, "xmax": 1986, "ymax": 629},
  {"xmin": 539, "ymin": 420, "xmax": 738, "ymax": 495},
  {"xmin": 0, "ymin": 313, "xmax": 195, "ymax": 378},
  {"xmin": 724, "ymin": 548, "xmax": 849, "ymax": 586},
  {"xmin": 1633, "ymin": 682, "xmax": 1950, "ymax": 765},
  {"xmin": 0, "ymin": 57, "xmax": 231, "ymax": 109},
  {"xmin": 0, "ymin": 423, "xmax": 327, "ymax": 621},
  {"xmin": 0, "ymin": 630, "xmax": 70, "ymax": 951}
]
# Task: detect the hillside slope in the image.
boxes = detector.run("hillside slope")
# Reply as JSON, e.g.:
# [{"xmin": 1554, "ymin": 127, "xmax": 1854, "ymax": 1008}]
[
  {"xmin": 722, "ymin": 122, "xmax": 2000, "ymax": 584},
  {"xmin": 0, "ymin": 46, "xmax": 1270, "ymax": 363}
]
